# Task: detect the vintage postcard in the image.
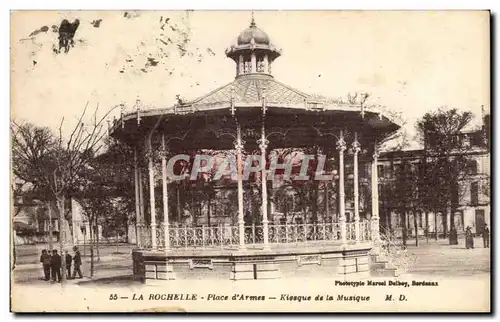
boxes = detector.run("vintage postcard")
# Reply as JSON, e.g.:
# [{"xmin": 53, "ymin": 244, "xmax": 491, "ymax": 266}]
[{"xmin": 10, "ymin": 10, "xmax": 490, "ymax": 312}]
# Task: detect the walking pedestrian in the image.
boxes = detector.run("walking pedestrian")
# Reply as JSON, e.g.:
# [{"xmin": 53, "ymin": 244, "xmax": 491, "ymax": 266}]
[
  {"xmin": 65, "ymin": 250, "xmax": 72, "ymax": 278},
  {"xmin": 72, "ymin": 246, "xmax": 83, "ymax": 279},
  {"xmin": 465, "ymin": 226, "xmax": 474, "ymax": 249},
  {"xmin": 482, "ymin": 223, "xmax": 490, "ymax": 248},
  {"xmin": 51, "ymin": 250, "xmax": 62, "ymax": 282},
  {"xmin": 39, "ymin": 250, "xmax": 51, "ymax": 281},
  {"xmin": 449, "ymin": 226, "xmax": 458, "ymax": 245}
]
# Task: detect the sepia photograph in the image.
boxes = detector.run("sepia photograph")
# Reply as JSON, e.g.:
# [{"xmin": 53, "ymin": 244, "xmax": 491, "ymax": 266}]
[{"xmin": 10, "ymin": 10, "xmax": 490, "ymax": 312}]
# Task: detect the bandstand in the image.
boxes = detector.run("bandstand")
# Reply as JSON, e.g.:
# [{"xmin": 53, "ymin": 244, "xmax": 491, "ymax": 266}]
[{"xmin": 110, "ymin": 18, "xmax": 401, "ymax": 282}]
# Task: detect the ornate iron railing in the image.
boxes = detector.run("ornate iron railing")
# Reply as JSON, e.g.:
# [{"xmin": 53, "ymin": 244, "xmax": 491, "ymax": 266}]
[
  {"xmin": 167, "ymin": 225, "xmax": 241, "ymax": 249},
  {"xmin": 136, "ymin": 220, "xmax": 374, "ymax": 250},
  {"xmin": 360, "ymin": 220, "xmax": 372, "ymax": 242},
  {"xmin": 268, "ymin": 223, "xmax": 341, "ymax": 244},
  {"xmin": 137, "ymin": 224, "xmax": 151, "ymax": 249},
  {"xmin": 379, "ymin": 226, "xmax": 416, "ymax": 273}
]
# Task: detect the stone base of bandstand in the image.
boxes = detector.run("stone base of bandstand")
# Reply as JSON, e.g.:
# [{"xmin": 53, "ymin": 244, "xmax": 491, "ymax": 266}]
[{"xmin": 132, "ymin": 242, "xmax": 373, "ymax": 283}]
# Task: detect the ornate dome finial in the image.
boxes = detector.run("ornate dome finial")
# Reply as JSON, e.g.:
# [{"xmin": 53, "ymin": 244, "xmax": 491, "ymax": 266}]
[{"xmin": 250, "ymin": 10, "xmax": 256, "ymax": 27}]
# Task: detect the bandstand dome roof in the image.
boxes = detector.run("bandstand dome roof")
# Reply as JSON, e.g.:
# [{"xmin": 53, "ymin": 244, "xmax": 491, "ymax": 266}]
[{"xmin": 237, "ymin": 20, "xmax": 270, "ymax": 45}]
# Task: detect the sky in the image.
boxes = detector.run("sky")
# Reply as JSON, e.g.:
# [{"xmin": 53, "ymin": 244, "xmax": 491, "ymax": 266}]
[{"xmin": 11, "ymin": 10, "xmax": 490, "ymax": 145}]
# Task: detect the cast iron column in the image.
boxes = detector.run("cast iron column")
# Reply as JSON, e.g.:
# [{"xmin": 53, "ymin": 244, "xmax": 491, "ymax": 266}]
[
  {"xmin": 259, "ymin": 117, "xmax": 270, "ymax": 249},
  {"xmin": 337, "ymin": 130, "xmax": 347, "ymax": 245},
  {"xmin": 238, "ymin": 54, "xmax": 244, "ymax": 76},
  {"xmin": 147, "ymin": 135, "xmax": 157, "ymax": 249},
  {"xmin": 264, "ymin": 53, "xmax": 269, "ymax": 74},
  {"xmin": 251, "ymin": 52, "xmax": 257, "ymax": 73},
  {"xmin": 371, "ymin": 143, "xmax": 380, "ymax": 242},
  {"xmin": 161, "ymin": 134, "xmax": 170, "ymax": 250},
  {"xmin": 134, "ymin": 146, "xmax": 142, "ymax": 247},
  {"xmin": 235, "ymin": 122, "xmax": 245, "ymax": 248},
  {"xmin": 352, "ymin": 132, "xmax": 361, "ymax": 243}
]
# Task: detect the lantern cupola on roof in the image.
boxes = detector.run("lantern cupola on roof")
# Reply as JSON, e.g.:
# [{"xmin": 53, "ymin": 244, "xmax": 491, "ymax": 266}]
[{"xmin": 225, "ymin": 15, "xmax": 282, "ymax": 78}]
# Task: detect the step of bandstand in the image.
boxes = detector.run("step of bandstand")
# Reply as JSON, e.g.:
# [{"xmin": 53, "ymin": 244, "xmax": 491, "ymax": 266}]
[{"xmin": 370, "ymin": 267, "xmax": 401, "ymax": 277}]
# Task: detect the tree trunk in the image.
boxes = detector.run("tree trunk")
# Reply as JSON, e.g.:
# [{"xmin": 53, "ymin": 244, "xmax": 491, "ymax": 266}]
[
  {"xmin": 311, "ymin": 183, "xmax": 318, "ymax": 223},
  {"xmin": 47, "ymin": 201, "xmax": 53, "ymax": 251},
  {"xmin": 388, "ymin": 208, "xmax": 392, "ymax": 234},
  {"xmin": 325, "ymin": 184, "xmax": 329, "ymax": 221},
  {"xmin": 434, "ymin": 211, "xmax": 438, "ymax": 240},
  {"xmin": 191, "ymin": 190, "xmax": 196, "ymax": 226},
  {"xmin": 124, "ymin": 216, "xmax": 129, "ymax": 243},
  {"xmin": 407, "ymin": 213, "xmax": 411, "ymax": 237},
  {"xmin": 89, "ymin": 221, "xmax": 94, "ymax": 278},
  {"xmin": 384, "ymin": 208, "xmax": 390, "ymax": 233},
  {"xmin": 284, "ymin": 196, "xmax": 288, "ymax": 223},
  {"xmin": 83, "ymin": 228, "xmax": 86, "ymax": 256},
  {"xmin": 450, "ymin": 206, "xmax": 456, "ymax": 230},
  {"xmin": 267, "ymin": 185, "xmax": 272, "ymax": 222},
  {"xmin": 57, "ymin": 195, "xmax": 67, "ymax": 284},
  {"xmin": 12, "ymin": 231, "xmax": 16, "ymax": 270},
  {"xmin": 401, "ymin": 208, "xmax": 407, "ymax": 246},
  {"xmin": 425, "ymin": 211, "xmax": 429, "ymax": 242},
  {"xmin": 207, "ymin": 193, "xmax": 212, "ymax": 227},
  {"xmin": 414, "ymin": 211, "xmax": 418, "ymax": 247},
  {"xmin": 443, "ymin": 207, "xmax": 449, "ymax": 238},
  {"xmin": 94, "ymin": 216, "xmax": 100, "ymax": 262}
]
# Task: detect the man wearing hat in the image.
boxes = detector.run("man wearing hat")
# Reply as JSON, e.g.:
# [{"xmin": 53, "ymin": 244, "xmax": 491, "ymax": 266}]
[
  {"xmin": 71, "ymin": 246, "xmax": 83, "ymax": 279},
  {"xmin": 65, "ymin": 250, "xmax": 72, "ymax": 278},
  {"xmin": 482, "ymin": 223, "xmax": 490, "ymax": 248},
  {"xmin": 51, "ymin": 249, "xmax": 62, "ymax": 282}
]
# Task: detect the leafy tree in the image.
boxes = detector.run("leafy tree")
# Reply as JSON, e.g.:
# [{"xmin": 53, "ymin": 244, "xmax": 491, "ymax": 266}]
[
  {"xmin": 381, "ymin": 159, "xmax": 420, "ymax": 246},
  {"xmin": 416, "ymin": 108, "xmax": 476, "ymax": 238}
]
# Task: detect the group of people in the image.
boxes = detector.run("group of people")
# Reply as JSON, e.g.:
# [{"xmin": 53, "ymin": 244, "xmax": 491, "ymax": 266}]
[
  {"xmin": 39, "ymin": 246, "xmax": 83, "ymax": 282},
  {"xmin": 465, "ymin": 223, "xmax": 490, "ymax": 249}
]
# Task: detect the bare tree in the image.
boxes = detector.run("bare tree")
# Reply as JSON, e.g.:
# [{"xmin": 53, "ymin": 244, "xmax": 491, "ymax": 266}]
[
  {"xmin": 11, "ymin": 103, "xmax": 114, "ymax": 284},
  {"xmin": 11, "ymin": 123, "xmax": 57, "ymax": 251}
]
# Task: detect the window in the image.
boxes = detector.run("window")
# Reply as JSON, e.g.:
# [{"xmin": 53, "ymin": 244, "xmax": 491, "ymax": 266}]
[
  {"xmin": 393, "ymin": 163, "xmax": 401, "ymax": 175},
  {"xmin": 377, "ymin": 165, "xmax": 385, "ymax": 178},
  {"xmin": 463, "ymin": 134, "xmax": 471, "ymax": 148},
  {"xmin": 467, "ymin": 160, "xmax": 478, "ymax": 175},
  {"xmin": 417, "ymin": 162, "xmax": 425, "ymax": 175},
  {"xmin": 470, "ymin": 132, "xmax": 484, "ymax": 147},
  {"xmin": 471, "ymin": 182, "xmax": 479, "ymax": 205},
  {"xmin": 451, "ymin": 184, "xmax": 460, "ymax": 206}
]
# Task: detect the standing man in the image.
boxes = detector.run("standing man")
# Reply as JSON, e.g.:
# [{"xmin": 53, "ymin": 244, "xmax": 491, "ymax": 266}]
[
  {"xmin": 72, "ymin": 246, "xmax": 83, "ymax": 279},
  {"xmin": 482, "ymin": 223, "xmax": 490, "ymax": 248},
  {"xmin": 65, "ymin": 250, "xmax": 72, "ymax": 279},
  {"xmin": 39, "ymin": 250, "xmax": 51, "ymax": 281},
  {"xmin": 51, "ymin": 250, "xmax": 61, "ymax": 282}
]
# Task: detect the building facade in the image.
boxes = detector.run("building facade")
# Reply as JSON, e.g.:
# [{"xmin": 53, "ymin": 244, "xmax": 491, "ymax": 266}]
[{"xmin": 377, "ymin": 115, "xmax": 490, "ymax": 238}]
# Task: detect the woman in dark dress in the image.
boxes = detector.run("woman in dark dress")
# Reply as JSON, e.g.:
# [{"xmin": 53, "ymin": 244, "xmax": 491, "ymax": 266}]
[
  {"xmin": 449, "ymin": 226, "xmax": 458, "ymax": 245},
  {"xmin": 465, "ymin": 226, "xmax": 474, "ymax": 249}
]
